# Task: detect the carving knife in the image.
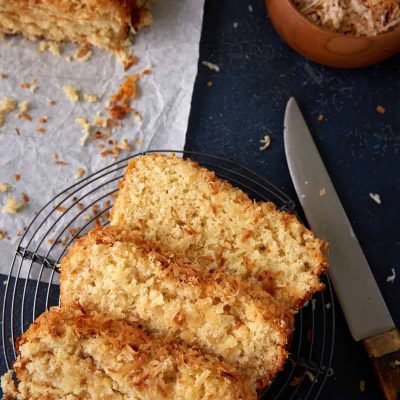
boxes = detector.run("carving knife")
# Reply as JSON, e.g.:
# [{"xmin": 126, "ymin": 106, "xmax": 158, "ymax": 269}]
[{"xmin": 284, "ymin": 97, "xmax": 400, "ymax": 400}]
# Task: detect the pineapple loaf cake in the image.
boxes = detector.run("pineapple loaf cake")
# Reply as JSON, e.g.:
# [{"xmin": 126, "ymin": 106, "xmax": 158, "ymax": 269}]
[
  {"xmin": 1, "ymin": 307, "xmax": 256, "ymax": 400},
  {"xmin": 110, "ymin": 154, "xmax": 328, "ymax": 311},
  {"xmin": 0, "ymin": 0, "xmax": 152, "ymax": 53},
  {"xmin": 60, "ymin": 226, "xmax": 294, "ymax": 388}
]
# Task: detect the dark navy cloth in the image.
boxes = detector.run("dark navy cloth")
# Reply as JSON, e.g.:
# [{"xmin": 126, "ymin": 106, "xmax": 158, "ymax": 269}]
[{"xmin": 185, "ymin": 1, "xmax": 399, "ymax": 399}]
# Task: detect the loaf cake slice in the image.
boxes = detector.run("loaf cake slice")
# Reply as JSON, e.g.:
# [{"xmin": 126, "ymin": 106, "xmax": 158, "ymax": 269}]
[
  {"xmin": 0, "ymin": 0, "xmax": 152, "ymax": 53},
  {"xmin": 110, "ymin": 154, "xmax": 328, "ymax": 310},
  {"xmin": 1, "ymin": 307, "xmax": 256, "ymax": 400},
  {"xmin": 60, "ymin": 226, "xmax": 293, "ymax": 388}
]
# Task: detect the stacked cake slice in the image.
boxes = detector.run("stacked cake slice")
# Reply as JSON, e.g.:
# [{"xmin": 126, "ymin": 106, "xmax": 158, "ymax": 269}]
[{"xmin": 1, "ymin": 154, "xmax": 328, "ymax": 399}]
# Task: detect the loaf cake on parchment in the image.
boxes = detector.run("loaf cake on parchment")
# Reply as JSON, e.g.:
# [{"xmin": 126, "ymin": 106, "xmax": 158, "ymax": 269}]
[
  {"xmin": 60, "ymin": 226, "xmax": 293, "ymax": 388},
  {"xmin": 1, "ymin": 307, "xmax": 256, "ymax": 400},
  {"xmin": 0, "ymin": 0, "xmax": 152, "ymax": 53},
  {"xmin": 110, "ymin": 154, "xmax": 328, "ymax": 311}
]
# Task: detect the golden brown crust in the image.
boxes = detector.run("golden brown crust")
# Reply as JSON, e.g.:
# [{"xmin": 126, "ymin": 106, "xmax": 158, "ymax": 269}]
[
  {"xmin": 6, "ymin": 307, "xmax": 256, "ymax": 400},
  {"xmin": 60, "ymin": 226, "xmax": 293, "ymax": 388},
  {"xmin": 110, "ymin": 153, "xmax": 329, "ymax": 311}
]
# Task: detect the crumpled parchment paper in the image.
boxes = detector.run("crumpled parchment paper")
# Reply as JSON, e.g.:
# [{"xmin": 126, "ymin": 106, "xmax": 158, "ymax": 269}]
[{"xmin": 0, "ymin": 0, "xmax": 204, "ymax": 277}]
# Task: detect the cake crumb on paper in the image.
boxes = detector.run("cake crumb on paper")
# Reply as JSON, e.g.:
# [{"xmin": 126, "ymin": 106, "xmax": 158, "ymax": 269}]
[
  {"xmin": 118, "ymin": 138, "xmax": 132, "ymax": 151},
  {"xmin": 47, "ymin": 99, "xmax": 55, "ymax": 106},
  {"xmin": 82, "ymin": 214, "xmax": 92, "ymax": 222},
  {"xmin": 0, "ymin": 97, "xmax": 17, "ymax": 126},
  {"xmin": 37, "ymin": 117, "xmax": 47, "ymax": 123},
  {"xmin": 75, "ymin": 168, "xmax": 85, "ymax": 180},
  {"xmin": 376, "ymin": 105, "xmax": 386, "ymax": 114},
  {"xmin": 51, "ymin": 152, "xmax": 68, "ymax": 166},
  {"xmin": 0, "ymin": 183, "xmax": 11, "ymax": 193},
  {"xmin": 319, "ymin": 188, "xmax": 326, "ymax": 196},
  {"xmin": 202, "ymin": 61, "xmax": 220, "ymax": 72},
  {"xmin": 2, "ymin": 194, "xmax": 27, "ymax": 214},
  {"xmin": 17, "ymin": 101, "xmax": 31, "ymax": 119},
  {"xmin": 84, "ymin": 94, "xmax": 98, "ymax": 103},
  {"xmin": 369, "ymin": 193, "xmax": 381, "ymax": 204},
  {"xmin": 76, "ymin": 118, "xmax": 91, "ymax": 146},
  {"xmin": 259, "ymin": 135, "xmax": 271, "ymax": 151},
  {"xmin": 386, "ymin": 268, "xmax": 396, "ymax": 283},
  {"xmin": 48, "ymin": 42, "xmax": 62, "ymax": 56},
  {"xmin": 0, "ymin": 230, "xmax": 5, "ymax": 240},
  {"xmin": 63, "ymin": 86, "xmax": 80, "ymax": 102},
  {"xmin": 108, "ymin": 73, "xmax": 140, "ymax": 120},
  {"xmin": 74, "ymin": 44, "xmax": 93, "ymax": 62}
]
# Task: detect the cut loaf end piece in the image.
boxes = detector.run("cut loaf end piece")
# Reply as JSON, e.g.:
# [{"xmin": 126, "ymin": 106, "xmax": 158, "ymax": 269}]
[{"xmin": 1, "ymin": 307, "xmax": 256, "ymax": 400}]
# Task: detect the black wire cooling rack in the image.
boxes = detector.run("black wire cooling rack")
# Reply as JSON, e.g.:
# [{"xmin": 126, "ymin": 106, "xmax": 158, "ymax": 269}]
[{"xmin": 1, "ymin": 150, "xmax": 335, "ymax": 399}]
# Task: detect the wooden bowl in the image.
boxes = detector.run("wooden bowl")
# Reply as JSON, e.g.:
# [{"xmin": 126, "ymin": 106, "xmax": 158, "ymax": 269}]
[{"xmin": 265, "ymin": 0, "xmax": 400, "ymax": 68}]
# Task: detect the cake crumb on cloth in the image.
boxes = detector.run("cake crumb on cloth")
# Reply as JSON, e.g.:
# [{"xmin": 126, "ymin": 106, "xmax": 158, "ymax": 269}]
[
  {"xmin": 386, "ymin": 268, "xmax": 396, "ymax": 283},
  {"xmin": 259, "ymin": 135, "xmax": 271, "ymax": 150},
  {"xmin": 369, "ymin": 192, "xmax": 381, "ymax": 204},
  {"xmin": 376, "ymin": 105, "xmax": 386, "ymax": 114},
  {"xmin": 202, "ymin": 61, "xmax": 220, "ymax": 72}
]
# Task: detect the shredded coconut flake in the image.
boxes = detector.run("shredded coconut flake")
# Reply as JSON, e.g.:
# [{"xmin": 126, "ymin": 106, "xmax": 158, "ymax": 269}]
[
  {"xmin": 369, "ymin": 192, "xmax": 381, "ymax": 204},
  {"xmin": 386, "ymin": 267, "xmax": 396, "ymax": 283},
  {"xmin": 202, "ymin": 61, "xmax": 220, "ymax": 72},
  {"xmin": 305, "ymin": 370, "xmax": 315, "ymax": 382},
  {"xmin": 294, "ymin": 0, "xmax": 400, "ymax": 36},
  {"xmin": 259, "ymin": 135, "xmax": 271, "ymax": 150}
]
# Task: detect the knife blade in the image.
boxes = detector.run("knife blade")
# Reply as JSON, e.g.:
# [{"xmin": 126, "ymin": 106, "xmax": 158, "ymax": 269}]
[{"xmin": 284, "ymin": 97, "xmax": 399, "ymax": 400}]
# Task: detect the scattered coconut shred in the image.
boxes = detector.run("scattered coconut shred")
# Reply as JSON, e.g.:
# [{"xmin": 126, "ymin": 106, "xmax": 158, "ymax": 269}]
[{"xmin": 293, "ymin": 0, "xmax": 400, "ymax": 36}]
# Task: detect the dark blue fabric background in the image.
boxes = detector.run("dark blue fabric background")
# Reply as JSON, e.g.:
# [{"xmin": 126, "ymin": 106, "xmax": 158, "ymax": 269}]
[
  {"xmin": 185, "ymin": 1, "xmax": 399, "ymax": 399},
  {"xmin": 0, "ymin": 1, "xmax": 399, "ymax": 399}
]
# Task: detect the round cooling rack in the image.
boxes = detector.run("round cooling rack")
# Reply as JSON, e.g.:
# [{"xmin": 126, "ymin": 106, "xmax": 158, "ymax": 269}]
[{"xmin": 1, "ymin": 150, "xmax": 335, "ymax": 399}]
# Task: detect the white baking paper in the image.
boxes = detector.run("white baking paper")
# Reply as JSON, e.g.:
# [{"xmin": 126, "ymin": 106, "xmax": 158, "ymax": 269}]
[{"xmin": 0, "ymin": 0, "xmax": 204, "ymax": 277}]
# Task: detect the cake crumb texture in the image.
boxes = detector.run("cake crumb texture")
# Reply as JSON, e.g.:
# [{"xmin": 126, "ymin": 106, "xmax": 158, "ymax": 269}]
[
  {"xmin": 60, "ymin": 226, "xmax": 293, "ymax": 387},
  {"xmin": 110, "ymin": 154, "xmax": 328, "ymax": 310}
]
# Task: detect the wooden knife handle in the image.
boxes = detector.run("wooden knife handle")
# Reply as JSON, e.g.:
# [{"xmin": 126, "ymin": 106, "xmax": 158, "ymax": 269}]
[{"xmin": 363, "ymin": 329, "xmax": 400, "ymax": 400}]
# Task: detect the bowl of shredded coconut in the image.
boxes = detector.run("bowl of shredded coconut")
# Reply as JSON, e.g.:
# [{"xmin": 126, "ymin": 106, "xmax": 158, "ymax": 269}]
[{"xmin": 265, "ymin": 0, "xmax": 400, "ymax": 67}]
